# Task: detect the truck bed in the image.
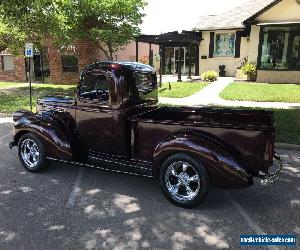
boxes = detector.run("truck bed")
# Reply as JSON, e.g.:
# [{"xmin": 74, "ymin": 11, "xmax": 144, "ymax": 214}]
[
  {"xmin": 131, "ymin": 107, "xmax": 274, "ymax": 131},
  {"xmin": 130, "ymin": 107, "xmax": 275, "ymax": 174}
]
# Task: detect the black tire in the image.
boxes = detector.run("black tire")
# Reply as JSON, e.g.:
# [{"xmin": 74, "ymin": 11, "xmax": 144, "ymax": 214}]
[
  {"xmin": 159, "ymin": 153, "xmax": 209, "ymax": 208},
  {"xmin": 18, "ymin": 133, "xmax": 49, "ymax": 172}
]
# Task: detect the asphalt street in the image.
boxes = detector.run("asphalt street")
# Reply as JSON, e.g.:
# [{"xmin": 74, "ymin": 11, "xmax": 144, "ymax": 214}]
[{"xmin": 0, "ymin": 120, "xmax": 299, "ymax": 250}]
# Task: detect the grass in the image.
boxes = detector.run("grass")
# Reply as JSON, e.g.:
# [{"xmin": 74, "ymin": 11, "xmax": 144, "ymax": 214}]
[
  {"xmin": 0, "ymin": 84, "xmax": 76, "ymax": 113},
  {"xmin": 0, "ymin": 82, "xmax": 28, "ymax": 89},
  {"xmin": 273, "ymin": 109, "xmax": 300, "ymax": 145},
  {"xmin": 158, "ymin": 82, "xmax": 208, "ymax": 98},
  {"xmin": 220, "ymin": 82, "xmax": 300, "ymax": 103}
]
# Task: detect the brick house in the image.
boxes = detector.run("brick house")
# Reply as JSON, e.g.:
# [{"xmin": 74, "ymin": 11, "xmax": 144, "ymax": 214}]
[{"xmin": 0, "ymin": 38, "xmax": 157, "ymax": 84}]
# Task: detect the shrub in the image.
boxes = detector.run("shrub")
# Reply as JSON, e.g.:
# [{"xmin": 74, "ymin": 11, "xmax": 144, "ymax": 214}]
[
  {"xmin": 201, "ymin": 70, "xmax": 218, "ymax": 82},
  {"xmin": 241, "ymin": 63, "xmax": 256, "ymax": 81}
]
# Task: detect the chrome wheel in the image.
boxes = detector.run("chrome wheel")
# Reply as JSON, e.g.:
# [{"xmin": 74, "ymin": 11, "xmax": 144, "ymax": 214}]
[
  {"xmin": 165, "ymin": 161, "xmax": 201, "ymax": 202},
  {"xmin": 20, "ymin": 139, "xmax": 40, "ymax": 168}
]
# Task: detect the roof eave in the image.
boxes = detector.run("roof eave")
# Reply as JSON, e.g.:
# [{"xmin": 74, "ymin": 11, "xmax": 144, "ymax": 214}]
[
  {"xmin": 243, "ymin": 0, "xmax": 282, "ymax": 25},
  {"xmin": 194, "ymin": 26, "xmax": 245, "ymax": 31}
]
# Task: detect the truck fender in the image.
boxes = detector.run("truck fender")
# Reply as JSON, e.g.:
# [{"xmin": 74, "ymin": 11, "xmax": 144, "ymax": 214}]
[
  {"xmin": 153, "ymin": 132, "xmax": 253, "ymax": 188},
  {"xmin": 11, "ymin": 110, "xmax": 75, "ymax": 160}
]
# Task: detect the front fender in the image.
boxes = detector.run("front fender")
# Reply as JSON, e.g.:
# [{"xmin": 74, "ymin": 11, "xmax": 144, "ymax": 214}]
[
  {"xmin": 153, "ymin": 132, "xmax": 253, "ymax": 189},
  {"xmin": 11, "ymin": 110, "xmax": 74, "ymax": 160}
]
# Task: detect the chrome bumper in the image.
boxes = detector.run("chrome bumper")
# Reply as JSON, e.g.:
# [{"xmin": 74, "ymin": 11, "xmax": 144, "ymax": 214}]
[{"xmin": 260, "ymin": 152, "xmax": 283, "ymax": 186}]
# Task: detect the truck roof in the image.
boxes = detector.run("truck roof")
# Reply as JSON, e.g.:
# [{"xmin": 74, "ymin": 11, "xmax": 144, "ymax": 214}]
[{"xmin": 95, "ymin": 61, "xmax": 155, "ymax": 73}]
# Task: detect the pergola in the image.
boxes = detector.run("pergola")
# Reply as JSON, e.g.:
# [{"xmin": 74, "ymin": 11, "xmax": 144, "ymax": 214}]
[{"xmin": 135, "ymin": 31, "xmax": 202, "ymax": 83}]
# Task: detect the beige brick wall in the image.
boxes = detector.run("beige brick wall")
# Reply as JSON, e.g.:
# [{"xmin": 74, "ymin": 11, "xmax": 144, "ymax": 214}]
[{"xmin": 256, "ymin": 70, "xmax": 300, "ymax": 84}]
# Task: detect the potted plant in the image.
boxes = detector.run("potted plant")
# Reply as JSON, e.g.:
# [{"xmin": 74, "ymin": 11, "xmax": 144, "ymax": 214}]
[{"xmin": 241, "ymin": 63, "xmax": 256, "ymax": 81}]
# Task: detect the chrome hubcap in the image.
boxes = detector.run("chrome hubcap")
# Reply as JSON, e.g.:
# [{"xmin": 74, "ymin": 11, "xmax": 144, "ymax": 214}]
[
  {"xmin": 165, "ymin": 161, "xmax": 201, "ymax": 201},
  {"xmin": 20, "ymin": 139, "xmax": 40, "ymax": 168}
]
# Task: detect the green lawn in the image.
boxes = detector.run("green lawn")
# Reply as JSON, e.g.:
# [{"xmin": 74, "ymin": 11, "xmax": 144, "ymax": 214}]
[
  {"xmin": 0, "ymin": 84, "xmax": 76, "ymax": 113},
  {"xmin": 0, "ymin": 82, "xmax": 28, "ymax": 89},
  {"xmin": 159, "ymin": 82, "xmax": 208, "ymax": 98},
  {"xmin": 220, "ymin": 82, "xmax": 300, "ymax": 103},
  {"xmin": 273, "ymin": 109, "xmax": 300, "ymax": 145}
]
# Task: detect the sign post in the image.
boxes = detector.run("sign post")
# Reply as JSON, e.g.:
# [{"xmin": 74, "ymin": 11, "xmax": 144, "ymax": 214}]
[{"xmin": 25, "ymin": 43, "xmax": 33, "ymax": 111}]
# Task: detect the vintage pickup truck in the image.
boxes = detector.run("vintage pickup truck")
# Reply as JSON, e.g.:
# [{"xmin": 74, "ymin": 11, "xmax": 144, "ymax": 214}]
[{"xmin": 9, "ymin": 61, "xmax": 282, "ymax": 208}]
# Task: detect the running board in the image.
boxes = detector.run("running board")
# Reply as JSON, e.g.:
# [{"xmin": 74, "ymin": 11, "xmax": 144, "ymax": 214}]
[
  {"xmin": 47, "ymin": 157, "xmax": 154, "ymax": 178},
  {"xmin": 88, "ymin": 152, "xmax": 153, "ymax": 177}
]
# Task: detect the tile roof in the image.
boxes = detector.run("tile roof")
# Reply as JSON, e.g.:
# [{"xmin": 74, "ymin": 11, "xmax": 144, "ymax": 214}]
[{"xmin": 195, "ymin": 0, "xmax": 278, "ymax": 30}]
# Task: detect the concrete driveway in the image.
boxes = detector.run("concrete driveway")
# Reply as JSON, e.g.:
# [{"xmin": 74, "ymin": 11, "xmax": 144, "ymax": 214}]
[{"xmin": 0, "ymin": 120, "xmax": 299, "ymax": 250}]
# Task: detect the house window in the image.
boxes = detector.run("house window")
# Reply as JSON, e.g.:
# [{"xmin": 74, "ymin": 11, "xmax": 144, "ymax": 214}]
[
  {"xmin": 259, "ymin": 26, "xmax": 300, "ymax": 70},
  {"xmin": 2, "ymin": 55, "xmax": 15, "ymax": 71},
  {"xmin": 214, "ymin": 33, "xmax": 235, "ymax": 57},
  {"xmin": 61, "ymin": 55, "xmax": 78, "ymax": 72}
]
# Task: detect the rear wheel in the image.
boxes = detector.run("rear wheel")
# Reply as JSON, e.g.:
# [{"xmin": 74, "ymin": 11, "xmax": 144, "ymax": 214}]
[
  {"xmin": 18, "ymin": 133, "xmax": 49, "ymax": 172},
  {"xmin": 159, "ymin": 153, "xmax": 209, "ymax": 208}
]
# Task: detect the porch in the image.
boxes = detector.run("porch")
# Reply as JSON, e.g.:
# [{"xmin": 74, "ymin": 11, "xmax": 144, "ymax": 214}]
[{"xmin": 135, "ymin": 31, "xmax": 201, "ymax": 83}]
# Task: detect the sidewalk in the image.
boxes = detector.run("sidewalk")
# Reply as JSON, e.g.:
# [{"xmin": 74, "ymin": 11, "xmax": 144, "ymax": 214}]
[
  {"xmin": 0, "ymin": 117, "xmax": 13, "ymax": 124},
  {"xmin": 159, "ymin": 77, "xmax": 300, "ymax": 109}
]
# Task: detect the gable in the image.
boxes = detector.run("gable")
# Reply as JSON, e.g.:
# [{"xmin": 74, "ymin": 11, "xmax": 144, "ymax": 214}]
[{"xmin": 255, "ymin": 0, "xmax": 300, "ymax": 22}]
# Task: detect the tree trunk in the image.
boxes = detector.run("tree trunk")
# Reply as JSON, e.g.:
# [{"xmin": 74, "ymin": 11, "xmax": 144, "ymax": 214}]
[
  {"xmin": 98, "ymin": 44, "xmax": 111, "ymax": 61},
  {"xmin": 108, "ymin": 43, "xmax": 114, "ymax": 61}
]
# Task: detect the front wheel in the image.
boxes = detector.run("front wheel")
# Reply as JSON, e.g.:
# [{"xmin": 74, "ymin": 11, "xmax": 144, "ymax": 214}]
[
  {"xmin": 159, "ymin": 153, "xmax": 209, "ymax": 208},
  {"xmin": 18, "ymin": 133, "xmax": 49, "ymax": 172}
]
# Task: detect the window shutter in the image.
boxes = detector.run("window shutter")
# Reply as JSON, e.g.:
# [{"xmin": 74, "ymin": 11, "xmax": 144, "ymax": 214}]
[
  {"xmin": 209, "ymin": 32, "xmax": 215, "ymax": 58},
  {"xmin": 235, "ymin": 31, "xmax": 242, "ymax": 58}
]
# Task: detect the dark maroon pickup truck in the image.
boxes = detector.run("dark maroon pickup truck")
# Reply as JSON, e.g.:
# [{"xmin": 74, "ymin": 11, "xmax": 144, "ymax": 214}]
[{"xmin": 9, "ymin": 61, "xmax": 282, "ymax": 208}]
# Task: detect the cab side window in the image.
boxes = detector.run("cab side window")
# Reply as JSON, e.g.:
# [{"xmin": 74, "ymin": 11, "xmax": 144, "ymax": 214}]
[{"xmin": 79, "ymin": 70, "xmax": 111, "ymax": 104}]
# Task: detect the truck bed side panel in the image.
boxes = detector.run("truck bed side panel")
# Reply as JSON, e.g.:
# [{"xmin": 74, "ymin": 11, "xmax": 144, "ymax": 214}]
[{"xmin": 134, "ymin": 122, "xmax": 266, "ymax": 172}]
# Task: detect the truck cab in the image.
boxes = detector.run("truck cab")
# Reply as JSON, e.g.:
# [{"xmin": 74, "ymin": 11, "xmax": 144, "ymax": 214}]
[{"xmin": 74, "ymin": 62, "xmax": 157, "ymax": 157}]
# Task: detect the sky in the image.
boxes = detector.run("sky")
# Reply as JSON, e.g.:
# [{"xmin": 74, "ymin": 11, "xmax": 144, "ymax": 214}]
[{"xmin": 141, "ymin": 0, "xmax": 248, "ymax": 34}]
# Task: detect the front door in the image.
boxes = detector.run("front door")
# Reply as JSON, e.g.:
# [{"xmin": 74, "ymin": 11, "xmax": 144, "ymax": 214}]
[
  {"xmin": 33, "ymin": 51, "xmax": 43, "ymax": 82},
  {"xmin": 75, "ymin": 68, "xmax": 115, "ymax": 154},
  {"xmin": 164, "ymin": 47, "xmax": 197, "ymax": 75}
]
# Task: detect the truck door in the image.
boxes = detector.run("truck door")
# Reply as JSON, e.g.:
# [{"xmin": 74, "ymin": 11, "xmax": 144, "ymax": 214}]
[{"xmin": 75, "ymin": 68, "xmax": 116, "ymax": 154}]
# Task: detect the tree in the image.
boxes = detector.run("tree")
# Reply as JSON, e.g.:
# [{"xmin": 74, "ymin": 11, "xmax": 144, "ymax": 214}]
[
  {"xmin": 0, "ymin": 21, "xmax": 26, "ymax": 54},
  {"xmin": 0, "ymin": 0, "xmax": 146, "ymax": 59}
]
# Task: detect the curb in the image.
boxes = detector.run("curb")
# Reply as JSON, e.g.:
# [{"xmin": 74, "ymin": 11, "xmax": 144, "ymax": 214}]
[
  {"xmin": 0, "ymin": 117, "xmax": 13, "ymax": 124},
  {"xmin": 275, "ymin": 143, "xmax": 300, "ymax": 151}
]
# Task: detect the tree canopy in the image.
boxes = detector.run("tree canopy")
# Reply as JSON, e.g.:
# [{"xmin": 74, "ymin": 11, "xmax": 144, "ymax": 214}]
[{"xmin": 0, "ymin": 0, "xmax": 146, "ymax": 59}]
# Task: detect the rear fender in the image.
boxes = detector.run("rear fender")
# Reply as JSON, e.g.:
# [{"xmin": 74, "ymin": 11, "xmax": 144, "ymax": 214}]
[
  {"xmin": 153, "ymin": 132, "xmax": 253, "ymax": 188},
  {"xmin": 11, "ymin": 110, "xmax": 75, "ymax": 160}
]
